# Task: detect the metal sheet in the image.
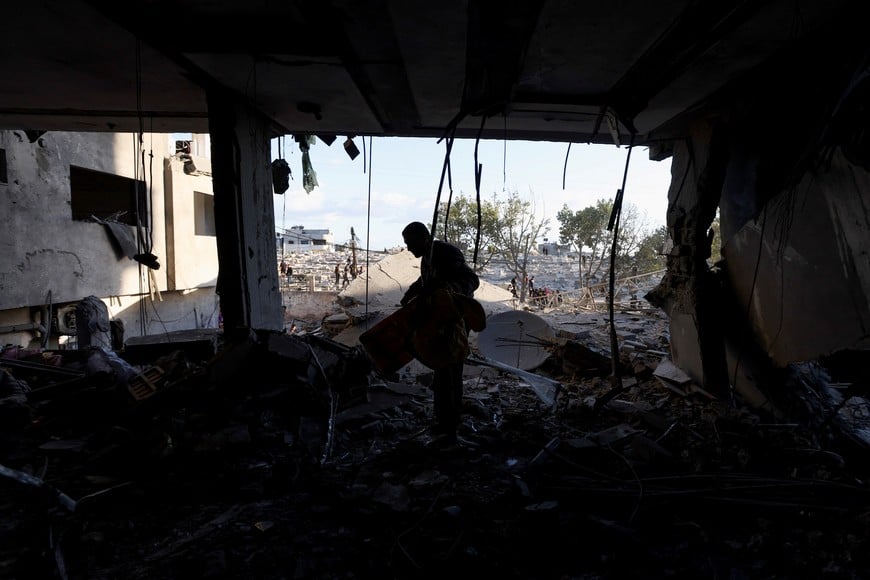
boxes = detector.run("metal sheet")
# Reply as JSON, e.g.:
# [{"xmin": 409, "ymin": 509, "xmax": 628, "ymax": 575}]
[{"xmin": 476, "ymin": 310, "xmax": 555, "ymax": 371}]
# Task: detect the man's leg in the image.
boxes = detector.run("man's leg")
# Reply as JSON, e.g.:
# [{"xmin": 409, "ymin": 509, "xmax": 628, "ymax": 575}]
[
  {"xmin": 432, "ymin": 362, "xmax": 462, "ymax": 436},
  {"xmin": 448, "ymin": 361, "xmax": 463, "ymax": 430},
  {"xmin": 431, "ymin": 367, "xmax": 448, "ymax": 433}
]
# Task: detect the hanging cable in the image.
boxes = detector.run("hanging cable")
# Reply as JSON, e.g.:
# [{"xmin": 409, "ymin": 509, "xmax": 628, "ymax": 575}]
[
  {"xmin": 281, "ymin": 136, "xmax": 288, "ymax": 252},
  {"xmin": 472, "ymin": 115, "xmax": 487, "ymax": 267},
  {"xmin": 442, "ymin": 154, "xmax": 454, "ymax": 240},
  {"xmin": 427, "ymin": 127, "xmax": 457, "ymax": 272},
  {"xmin": 147, "ymin": 122, "xmax": 154, "ymax": 255},
  {"xmin": 503, "ymin": 115, "xmax": 507, "ymax": 190},
  {"xmin": 130, "ymin": 43, "xmax": 163, "ymax": 336},
  {"xmin": 41, "ymin": 290, "xmax": 53, "ymax": 350},
  {"xmin": 134, "ymin": 40, "xmax": 147, "ymax": 336},
  {"xmin": 607, "ymin": 136, "xmax": 635, "ymax": 377},
  {"xmin": 364, "ymin": 136, "xmax": 373, "ymax": 322},
  {"xmin": 562, "ymin": 142, "xmax": 572, "ymax": 190},
  {"xmin": 593, "ymin": 135, "xmax": 635, "ymax": 413}
]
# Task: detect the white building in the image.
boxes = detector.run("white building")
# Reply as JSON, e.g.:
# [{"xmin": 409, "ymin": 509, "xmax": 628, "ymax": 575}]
[
  {"xmin": 277, "ymin": 226, "xmax": 335, "ymax": 253},
  {"xmin": 0, "ymin": 131, "xmax": 221, "ymax": 349}
]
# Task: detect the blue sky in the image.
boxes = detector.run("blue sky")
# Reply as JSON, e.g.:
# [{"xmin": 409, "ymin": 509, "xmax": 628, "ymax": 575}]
[{"xmin": 273, "ymin": 136, "xmax": 673, "ymax": 252}]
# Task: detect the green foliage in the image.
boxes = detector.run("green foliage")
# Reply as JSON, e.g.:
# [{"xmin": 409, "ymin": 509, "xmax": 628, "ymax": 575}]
[
  {"xmin": 557, "ymin": 198, "xmax": 663, "ymax": 285},
  {"xmin": 556, "ymin": 200, "xmax": 613, "ymax": 284},
  {"xmin": 440, "ymin": 192, "xmax": 671, "ymax": 293},
  {"xmin": 434, "ymin": 190, "xmax": 548, "ymax": 299},
  {"xmin": 633, "ymin": 224, "xmax": 668, "ymax": 273},
  {"xmin": 432, "ymin": 194, "xmax": 500, "ymax": 272},
  {"xmin": 489, "ymin": 190, "xmax": 550, "ymax": 299}
]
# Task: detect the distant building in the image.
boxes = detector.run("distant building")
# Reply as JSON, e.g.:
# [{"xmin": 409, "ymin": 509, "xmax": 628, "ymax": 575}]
[
  {"xmin": 538, "ymin": 241, "xmax": 568, "ymax": 256},
  {"xmin": 277, "ymin": 225, "xmax": 335, "ymax": 253}
]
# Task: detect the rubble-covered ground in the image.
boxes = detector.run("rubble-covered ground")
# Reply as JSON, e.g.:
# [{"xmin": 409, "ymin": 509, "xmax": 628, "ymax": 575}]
[{"xmin": 2, "ymin": 306, "xmax": 870, "ymax": 580}]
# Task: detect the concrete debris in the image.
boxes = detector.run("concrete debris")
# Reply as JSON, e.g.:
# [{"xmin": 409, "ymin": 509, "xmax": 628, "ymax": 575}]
[
  {"xmin": 653, "ymin": 358, "xmax": 692, "ymax": 385},
  {"xmin": 1, "ymin": 299, "xmax": 869, "ymax": 578},
  {"xmin": 466, "ymin": 353, "xmax": 560, "ymax": 407}
]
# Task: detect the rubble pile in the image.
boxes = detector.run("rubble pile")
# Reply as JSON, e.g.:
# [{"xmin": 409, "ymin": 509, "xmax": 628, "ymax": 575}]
[{"xmin": 2, "ymin": 301, "xmax": 870, "ymax": 578}]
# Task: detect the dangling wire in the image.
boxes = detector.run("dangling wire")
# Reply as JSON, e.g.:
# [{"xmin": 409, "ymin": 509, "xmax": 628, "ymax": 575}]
[
  {"xmin": 364, "ymin": 136, "xmax": 373, "ymax": 322},
  {"xmin": 41, "ymin": 290, "xmax": 53, "ymax": 349},
  {"xmin": 503, "ymin": 115, "xmax": 507, "ymax": 190},
  {"xmin": 593, "ymin": 134, "xmax": 635, "ymax": 414},
  {"xmin": 280, "ymin": 136, "xmax": 288, "ymax": 242},
  {"xmin": 607, "ymin": 135, "xmax": 635, "ymax": 382},
  {"xmin": 442, "ymin": 155, "xmax": 454, "ymax": 240},
  {"xmin": 562, "ymin": 142, "xmax": 572, "ymax": 190},
  {"xmin": 427, "ymin": 127, "xmax": 457, "ymax": 273},
  {"xmin": 472, "ymin": 115, "xmax": 487, "ymax": 266},
  {"xmin": 134, "ymin": 39, "xmax": 148, "ymax": 336}
]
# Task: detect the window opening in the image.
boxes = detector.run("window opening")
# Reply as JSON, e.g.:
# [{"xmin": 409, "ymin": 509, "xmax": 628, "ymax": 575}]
[
  {"xmin": 69, "ymin": 166, "xmax": 147, "ymax": 227},
  {"xmin": 194, "ymin": 191, "xmax": 216, "ymax": 236}
]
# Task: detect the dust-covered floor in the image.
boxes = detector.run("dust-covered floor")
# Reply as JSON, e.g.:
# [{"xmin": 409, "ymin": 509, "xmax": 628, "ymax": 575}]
[{"xmin": 2, "ymin": 308, "xmax": 870, "ymax": 579}]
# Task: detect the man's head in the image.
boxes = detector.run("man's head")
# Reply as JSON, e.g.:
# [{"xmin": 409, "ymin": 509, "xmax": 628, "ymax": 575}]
[{"xmin": 402, "ymin": 221, "xmax": 431, "ymax": 257}]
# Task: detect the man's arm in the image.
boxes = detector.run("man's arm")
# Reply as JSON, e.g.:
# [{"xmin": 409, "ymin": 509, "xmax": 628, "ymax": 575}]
[{"xmin": 401, "ymin": 277, "xmax": 422, "ymax": 306}]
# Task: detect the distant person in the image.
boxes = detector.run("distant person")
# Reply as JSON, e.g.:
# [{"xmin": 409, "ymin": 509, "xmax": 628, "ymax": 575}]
[
  {"xmin": 334, "ymin": 264, "xmax": 341, "ymax": 288},
  {"xmin": 528, "ymin": 275, "xmax": 535, "ymax": 294},
  {"xmin": 400, "ymin": 221, "xmax": 480, "ymax": 444},
  {"xmin": 543, "ymin": 286, "xmax": 553, "ymax": 306},
  {"xmin": 509, "ymin": 276, "xmax": 518, "ymax": 298},
  {"xmin": 342, "ymin": 265, "xmax": 350, "ymax": 287}
]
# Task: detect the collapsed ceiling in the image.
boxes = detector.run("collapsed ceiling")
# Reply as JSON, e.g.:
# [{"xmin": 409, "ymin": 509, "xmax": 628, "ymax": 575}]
[{"xmin": 0, "ymin": 0, "xmax": 860, "ymax": 148}]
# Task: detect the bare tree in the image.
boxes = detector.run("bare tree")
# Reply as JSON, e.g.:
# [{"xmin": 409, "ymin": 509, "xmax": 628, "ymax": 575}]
[
  {"xmin": 490, "ymin": 190, "xmax": 550, "ymax": 302},
  {"xmin": 433, "ymin": 190, "xmax": 548, "ymax": 301}
]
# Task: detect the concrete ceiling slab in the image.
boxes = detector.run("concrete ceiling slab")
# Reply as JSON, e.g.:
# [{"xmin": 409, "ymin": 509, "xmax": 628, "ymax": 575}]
[{"xmin": 0, "ymin": 0, "xmax": 861, "ymax": 144}]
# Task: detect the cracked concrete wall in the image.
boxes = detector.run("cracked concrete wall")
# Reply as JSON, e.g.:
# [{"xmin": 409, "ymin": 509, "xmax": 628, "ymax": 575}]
[
  {"xmin": 653, "ymin": 135, "xmax": 870, "ymax": 401},
  {"xmin": 0, "ymin": 131, "xmax": 170, "ymax": 307},
  {"xmin": 0, "ymin": 130, "xmax": 221, "ymax": 347},
  {"xmin": 650, "ymin": 32, "xmax": 870, "ymax": 403},
  {"xmin": 723, "ymin": 147, "xmax": 870, "ymax": 364},
  {"xmin": 647, "ymin": 121, "xmax": 729, "ymax": 394},
  {"xmin": 712, "ymin": 24, "xmax": 870, "ymax": 369}
]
